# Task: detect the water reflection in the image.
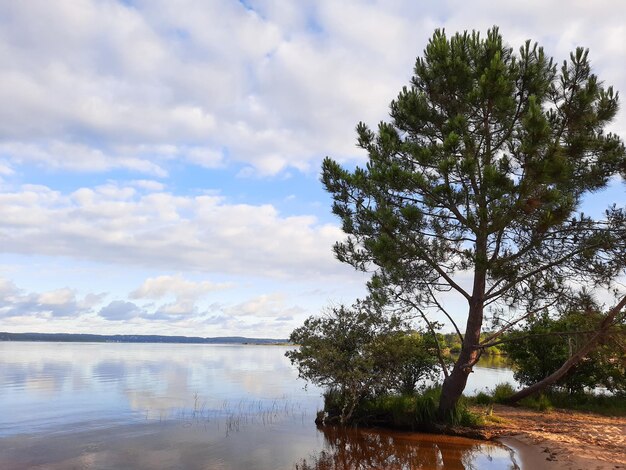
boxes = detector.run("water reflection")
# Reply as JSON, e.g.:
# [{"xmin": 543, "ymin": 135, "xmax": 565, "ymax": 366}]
[
  {"xmin": 0, "ymin": 420, "xmax": 518, "ymax": 470},
  {"xmin": 0, "ymin": 342, "xmax": 317, "ymax": 435},
  {"xmin": 295, "ymin": 426, "xmax": 517, "ymax": 470},
  {"xmin": 465, "ymin": 356, "xmax": 517, "ymax": 394},
  {"xmin": 476, "ymin": 355, "xmax": 507, "ymax": 369},
  {"xmin": 0, "ymin": 343, "xmax": 520, "ymax": 469},
  {"xmin": 0, "ymin": 343, "xmax": 519, "ymax": 435}
]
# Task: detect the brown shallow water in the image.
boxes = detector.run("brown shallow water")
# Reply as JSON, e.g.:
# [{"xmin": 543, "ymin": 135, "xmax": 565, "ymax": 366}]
[
  {"xmin": 294, "ymin": 426, "xmax": 518, "ymax": 470},
  {"xmin": 0, "ymin": 342, "xmax": 519, "ymax": 469}
]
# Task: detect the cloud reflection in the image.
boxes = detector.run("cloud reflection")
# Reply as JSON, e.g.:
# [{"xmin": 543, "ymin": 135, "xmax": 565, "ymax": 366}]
[{"xmin": 0, "ymin": 342, "xmax": 318, "ymax": 434}]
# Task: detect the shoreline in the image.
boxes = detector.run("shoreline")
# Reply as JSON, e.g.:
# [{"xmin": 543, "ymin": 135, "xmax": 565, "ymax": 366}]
[
  {"xmin": 485, "ymin": 405, "xmax": 626, "ymax": 469},
  {"xmin": 316, "ymin": 402, "xmax": 626, "ymax": 468},
  {"xmin": 498, "ymin": 434, "xmax": 625, "ymax": 470},
  {"xmin": 498, "ymin": 435, "xmax": 565, "ymax": 469}
]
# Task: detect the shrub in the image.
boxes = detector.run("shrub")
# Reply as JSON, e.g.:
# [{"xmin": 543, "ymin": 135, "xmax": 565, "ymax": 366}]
[
  {"xmin": 473, "ymin": 391, "xmax": 492, "ymax": 405},
  {"xmin": 530, "ymin": 390, "xmax": 626, "ymax": 416},
  {"xmin": 355, "ymin": 386, "xmax": 483, "ymax": 429},
  {"xmin": 519, "ymin": 393, "xmax": 553, "ymax": 412},
  {"xmin": 287, "ymin": 302, "xmax": 442, "ymax": 423},
  {"xmin": 503, "ymin": 303, "xmax": 626, "ymax": 395},
  {"xmin": 445, "ymin": 396, "xmax": 484, "ymax": 427},
  {"xmin": 414, "ymin": 386, "xmax": 441, "ymax": 425},
  {"xmin": 492, "ymin": 383, "xmax": 515, "ymax": 403}
]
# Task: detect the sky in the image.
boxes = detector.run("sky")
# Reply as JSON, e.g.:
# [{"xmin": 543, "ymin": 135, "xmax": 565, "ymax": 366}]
[{"xmin": 1, "ymin": 0, "xmax": 625, "ymax": 338}]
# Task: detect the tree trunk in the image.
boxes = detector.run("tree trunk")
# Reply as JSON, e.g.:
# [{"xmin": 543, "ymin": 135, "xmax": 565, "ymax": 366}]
[
  {"xmin": 506, "ymin": 295, "xmax": 626, "ymax": 404},
  {"xmin": 438, "ymin": 301, "xmax": 483, "ymax": 419},
  {"xmin": 438, "ymin": 241, "xmax": 488, "ymax": 420}
]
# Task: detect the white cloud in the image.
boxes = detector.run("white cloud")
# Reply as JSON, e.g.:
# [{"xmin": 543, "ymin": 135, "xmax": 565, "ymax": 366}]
[
  {"xmin": 0, "ymin": 278, "xmax": 101, "ymax": 318},
  {"xmin": 130, "ymin": 180, "xmax": 166, "ymax": 192},
  {"xmin": 0, "ymin": 0, "xmax": 299, "ymax": 175},
  {"xmin": 0, "ymin": 272, "xmax": 353, "ymax": 337},
  {"xmin": 1, "ymin": 1, "xmax": 625, "ymax": 338},
  {"xmin": 129, "ymin": 274, "xmax": 233, "ymax": 317},
  {"xmin": 0, "ymin": 141, "xmax": 168, "ymax": 176},
  {"xmin": 224, "ymin": 293, "xmax": 306, "ymax": 319},
  {"xmin": 0, "ymin": 0, "xmax": 626, "ymax": 175},
  {"xmin": 0, "ymin": 161, "xmax": 14, "ymax": 176},
  {"xmin": 130, "ymin": 274, "xmax": 232, "ymax": 299},
  {"xmin": 37, "ymin": 288, "xmax": 76, "ymax": 306},
  {"xmin": 184, "ymin": 147, "xmax": 225, "ymax": 168},
  {"xmin": 4, "ymin": 1, "xmax": 622, "ymax": 177},
  {"xmin": 99, "ymin": 300, "xmax": 144, "ymax": 321},
  {"xmin": 0, "ymin": 184, "xmax": 353, "ymax": 280}
]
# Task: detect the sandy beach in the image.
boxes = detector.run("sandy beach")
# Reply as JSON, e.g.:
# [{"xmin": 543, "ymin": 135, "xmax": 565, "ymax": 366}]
[{"xmin": 484, "ymin": 405, "xmax": 626, "ymax": 469}]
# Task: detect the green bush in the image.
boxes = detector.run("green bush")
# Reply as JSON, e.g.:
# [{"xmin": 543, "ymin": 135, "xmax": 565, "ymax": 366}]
[
  {"xmin": 372, "ymin": 394, "xmax": 418, "ymax": 428},
  {"xmin": 473, "ymin": 391, "xmax": 492, "ymax": 405},
  {"xmin": 353, "ymin": 386, "xmax": 483, "ymax": 429},
  {"xmin": 414, "ymin": 386, "xmax": 440, "ymax": 424},
  {"xmin": 503, "ymin": 304, "xmax": 625, "ymax": 395},
  {"xmin": 445, "ymin": 396, "xmax": 484, "ymax": 427},
  {"xmin": 322, "ymin": 388, "xmax": 344, "ymax": 415},
  {"xmin": 287, "ymin": 303, "xmax": 442, "ymax": 423},
  {"xmin": 492, "ymin": 383, "xmax": 515, "ymax": 403},
  {"xmin": 393, "ymin": 395, "xmax": 417, "ymax": 422},
  {"xmin": 519, "ymin": 393, "xmax": 553, "ymax": 412},
  {"xmin": 539, "ymin": 390, "xmax": 626, "ymax": 416}
]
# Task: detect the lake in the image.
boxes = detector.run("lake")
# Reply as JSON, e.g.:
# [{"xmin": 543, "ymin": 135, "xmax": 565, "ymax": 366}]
[{"xmin": 0, "ymin": 342, "xmax": 519, "ymax": 469}]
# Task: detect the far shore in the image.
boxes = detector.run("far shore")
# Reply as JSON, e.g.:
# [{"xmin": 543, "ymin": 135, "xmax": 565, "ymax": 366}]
[{"xmin": 0, "ymin": 331, "xmax": 289, "ymax": 345}]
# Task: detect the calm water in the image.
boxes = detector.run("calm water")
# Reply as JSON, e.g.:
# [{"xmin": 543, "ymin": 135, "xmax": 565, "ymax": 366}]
[{"xmin": 0, "ymin": 342, "xmax": 519, "ymax": 469}]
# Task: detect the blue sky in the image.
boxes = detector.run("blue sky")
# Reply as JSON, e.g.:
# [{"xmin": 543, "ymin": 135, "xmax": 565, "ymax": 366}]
[{"xmin": 1, "ymin": 0, "xmax": 625, "ymax": 337}]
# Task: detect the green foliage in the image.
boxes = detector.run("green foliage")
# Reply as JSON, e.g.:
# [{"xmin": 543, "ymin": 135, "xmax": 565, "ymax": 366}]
[
  {"xmin": 447, "ymin": 398, "xmax": 484, "ymax": 428},
  {"xmin": 484, "ymin": 344, "xmax": 504, "ymax": 356},
  {"xmin": 439, "ymin": 333, "xmax": 463, "ymax": 354},
  {"xmin": 323, "ymin": 26, "xmax": 625, "ymax": 311},
  {"xmin": 466, "ymin": 383, "xmax": 515, "ymax": 406},
  {"xmin": 321, "ymin": 25, "xmax": 626, "ymax": 413},
  {"xmin": 362, "ymin": 394, "xmax": 420, "ymax": 429},
  {"xmin": 470, "ymin": 383, "xmax": 626, "ymax": 416},
  {"xmin": 356, "ymin": 386, "xmax": 482, "ymax": 428},
  {"xmin": 286, "ymin": 304, "xmax": 383, "ymax": 422},
  {"xmin": 473, "ymin": 391, "xmax": 492, "ymax": 406},
  {"xmin": 413, "ymin": 386, "xmax": 441, "ymax": 425},
  {"xmin": 440, "ymin": 332, "xmax": 506, "ymax": 356},
  {"xmin": 544, "ymin": 390, "xmax": 626, "ymax": 416},
  {"xmin": 503, "ymin": 298, "xmax": 626, "ymax": 395},
  {"xmin": 519, "ymin": 393, "xmax": 553, "ymax": 412},
  {"xmin": 321, "ymin": 389, "xmax": 345, "ymax": 416},
  {"xmin": 286, "ymin": 303, "xmax": 441, "ymax": 423},
  {"xmin": 492, "ymin": 383, "xmax": 516, "ymax": 404},
  {"xmin": 371, "ymin": 331, "xmax": 442, "ymax": 394}
]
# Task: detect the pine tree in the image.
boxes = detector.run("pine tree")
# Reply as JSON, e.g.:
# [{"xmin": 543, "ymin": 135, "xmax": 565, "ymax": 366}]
[{"xmin": 321, "ymin": 27, "xmax": 626, "ymax": 418}]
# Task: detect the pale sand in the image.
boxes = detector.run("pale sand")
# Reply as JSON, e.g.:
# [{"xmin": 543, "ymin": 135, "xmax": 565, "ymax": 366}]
[{"xmin": 482, "ymin": 405, "xmax": 626, "ymax": 469}]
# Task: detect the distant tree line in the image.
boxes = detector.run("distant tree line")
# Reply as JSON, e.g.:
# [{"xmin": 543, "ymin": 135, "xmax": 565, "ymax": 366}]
[{"xmin": 0, "ymin": 332, "xmax": 288, "ymax": 344}]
